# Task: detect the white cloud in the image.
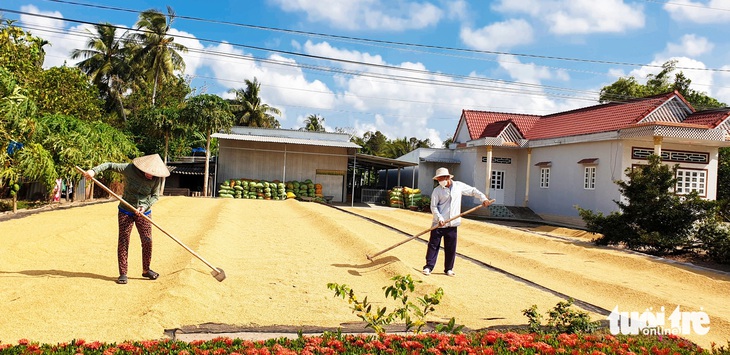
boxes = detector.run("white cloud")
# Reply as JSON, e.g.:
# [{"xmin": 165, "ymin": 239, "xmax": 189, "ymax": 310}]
[
  {"xmin": 302, "ymin": 40, "xmax": 387, "ymax": 71},
  {"xmin": 664, "ymin": 0, "xmax": 730, "ymax": 24},
  {"xmin": 460, "ymin": 19, "xmax": 534, "ymax": 51},
  {"xmin": 169, "ymin": 29, "xmax": 205, "ymax": 77},
  {"xmin": 663, "ymin": 34, "xmax": 714, "ymax": 57},
  {"xmin": 493, "ymin": 0, "xmax": 645, "ymax": 35},
  {"xmin": 203, "ymin": 42, "xmax": 335, "ymax": 126},
  {"xmin": 300, "ymin": 40, "xmax": 572, "ymax": 144},
  {"xmin": 19, "ymin": 5, "xmax": 87, "ymax": 68},
  {"xmin": 497, "ymin": 54, "xmax": 570, "ymax": 84},
  {"xmin": 715, "ymin": 65, "xmax": 730, "ymax": 104},
  {"xmin": 268, "ymin": 0, "xmax": 443, "ymax": 31},
  {"xmin": 445, "ymin": 0, "xmax": 469, "ymax": 21}
]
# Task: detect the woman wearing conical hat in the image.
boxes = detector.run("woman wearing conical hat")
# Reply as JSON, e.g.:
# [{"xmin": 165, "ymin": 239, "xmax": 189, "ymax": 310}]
[{"xmin": 84, "ymin": 154, "xmax": 170, "ymax": 285}]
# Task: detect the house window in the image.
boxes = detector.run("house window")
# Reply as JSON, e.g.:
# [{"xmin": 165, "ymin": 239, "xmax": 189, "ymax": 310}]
[
  {"xmin": 540, "ymin": 168, "xmax": 550, "ymax": 188},
  {"xmin": 491, "ymin": 170, "xmax": 504, "ymax": 189},
  {"xmin": 675, "ymin": 169, "xmax": 707, "ymax": 196},
  {"xmin": 584, "ymin": 166, "xmax": 596, "ymax": 190}
]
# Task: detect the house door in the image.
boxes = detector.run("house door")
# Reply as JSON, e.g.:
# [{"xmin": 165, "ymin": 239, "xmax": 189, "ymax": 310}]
[{"xmin": 489, "ymin": 170, "xmax": 505, "ymax": 204}]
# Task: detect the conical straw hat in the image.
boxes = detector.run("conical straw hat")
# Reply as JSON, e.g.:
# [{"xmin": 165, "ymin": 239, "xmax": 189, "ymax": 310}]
[{"xmin": 132, "ymin": 154, "xmax": 170, "ymax": 177}]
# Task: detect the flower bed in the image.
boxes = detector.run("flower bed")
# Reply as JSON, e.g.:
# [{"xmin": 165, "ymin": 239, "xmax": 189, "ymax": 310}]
[{"xmin": 1, "ymin": 331, "xmax": 727, "ymax": 355}]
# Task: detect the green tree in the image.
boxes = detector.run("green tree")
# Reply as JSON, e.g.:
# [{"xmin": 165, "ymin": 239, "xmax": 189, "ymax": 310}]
[
  {"xmin": 353, "ymin": 131, "xmax": 388, "ymax": 156},
  {"xmin": 383, "ymin": 136, "xmax": 432, "ymax": 158},
  {"xmin": 29, "ymin": 66, "xmax": 104, "ymax": 121},
  {"xmin": 181, "ymin": 94, "xmax": 234, "ymax": 196},
  {"xmin": 130, "ymin": 6, "xmax": 187, "ymax": 106},
  {"xmin": 300, "ymin": 114, "xmax": 325, "ymax": 132},
  {"xmin": 71, "ymin": 23, "xmax": 132, "ymax": 122},
  {"xmin": 136, "ymin": 106, "xmax": 185, "ymax": 163},
  {"xmin": 0, "ymin": 67, "xmax": 39, "ymax": 211},
  {"xmin": 442, "ymin": 137, "xmax": 453, "ymax": 148},
  {"xmin": 0, "ymin": 19, "xmax": 46, "ymax": 85},
  {"xmin": 578, "ymin": 155, "xmax": 714, "ymax": 254},
  {"xmin": 228, "ymin": 78, "xmax": 281, "ymax": 128},
  {"xmin": 125, "ymin": 74, "xmax": 192, "ymax": 162},
  {"xmin": 599, "ymin": 60, "xmax": 725, "ymax": 109},
  {"xmin": 34, "ymin": 113, "xmax": 138, "ymax": 200}
]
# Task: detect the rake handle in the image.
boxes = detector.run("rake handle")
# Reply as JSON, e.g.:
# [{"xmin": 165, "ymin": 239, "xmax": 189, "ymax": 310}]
[
  {"xmin": 75, "ymin": 166, "xmax": 220, "ymax": 273},
  {"xmin": 366, "ymin": 204, "xmax": 486, "ymax": 260}
]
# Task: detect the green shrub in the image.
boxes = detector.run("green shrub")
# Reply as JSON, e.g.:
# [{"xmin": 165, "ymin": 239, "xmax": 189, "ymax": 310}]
[
  {"xmin": 696, "ymin": 218, "xmax": 730, "ymax": 264},
  {"xmin": 578, "ymin": 155, "xmax": 716, "ymax": 255},
  {"xmin": 522, "ymin": 298, "xmax": 600, "ymax": 334},
  {"xmin": 328, "ymin": 274, "xmax": 461, "ymax": 334}
]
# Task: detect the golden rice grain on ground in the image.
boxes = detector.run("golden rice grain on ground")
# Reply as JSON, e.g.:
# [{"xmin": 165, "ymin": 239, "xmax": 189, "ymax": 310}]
[{"xmin": 0, "ymin": 197, "xmax": 728, "ymax": 348}]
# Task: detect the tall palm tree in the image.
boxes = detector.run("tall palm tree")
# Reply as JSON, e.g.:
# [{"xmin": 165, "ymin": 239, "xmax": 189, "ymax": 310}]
[
  {"xmin": 71, "ymin": 23, "xmax": 131, "ymax": 120},
  {"xmin": 130, "ymin": 6, "xmax": 187, "ymax": 106},
  {"xmin": 228, "ymin": 78, "xmax": 281, "ymax": 128},
  {"xmin": 301, "ymin": 114, "xmax": 325, "ymax": 132}
]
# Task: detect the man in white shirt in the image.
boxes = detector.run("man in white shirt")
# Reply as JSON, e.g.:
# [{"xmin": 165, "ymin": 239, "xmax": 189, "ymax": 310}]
[{"xmin": 423, "ymin": 167, "xmax": 493, "ymax": 276}]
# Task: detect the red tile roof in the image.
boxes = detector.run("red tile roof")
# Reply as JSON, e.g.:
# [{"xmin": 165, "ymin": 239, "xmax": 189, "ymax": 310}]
[
  {"xmin": 459, "ymin": 111, "xmax": 540, "ymax": 141},
  {"xmin": 526, "ymin": 92, "xmax": 679, "ymax": 140},
  {"xmin": 683, "ymin": 109, "xmax": 730, "ymax": 127},
  {"xmin": 459, "ymin": 91, "xmax": 730, "ymax": 142}
]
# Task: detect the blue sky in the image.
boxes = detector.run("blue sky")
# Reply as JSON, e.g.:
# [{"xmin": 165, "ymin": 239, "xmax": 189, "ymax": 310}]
[{"xmin": 2, "ymin": 0, "xmax": 730, "ymax": 146}]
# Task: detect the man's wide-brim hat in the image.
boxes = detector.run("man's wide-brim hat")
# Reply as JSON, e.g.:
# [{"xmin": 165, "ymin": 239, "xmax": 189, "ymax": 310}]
[
  {"xmin": 433, "ymin": 167, "xmax": 454, "ymax": 180},
  {"xmin": 132, "ymin": 154, "xmax": 170, "ymax": 177}
]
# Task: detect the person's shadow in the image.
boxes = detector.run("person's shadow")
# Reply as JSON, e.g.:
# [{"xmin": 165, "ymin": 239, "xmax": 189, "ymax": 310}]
[
  {"xmin": 0, "ymin": 269, "xmax": 115, "ymax": 282},
  {"xmin": 332, "ymin": 255, "xmax": 400, "ymax": 276}
]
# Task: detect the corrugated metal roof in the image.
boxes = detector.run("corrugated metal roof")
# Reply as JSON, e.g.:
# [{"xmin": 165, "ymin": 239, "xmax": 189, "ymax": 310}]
[
  {"xmin": 170, "ymin": 165, "xmax": 206, "ymax": 175},
  {"xmin": 351, "ymin": 153, "xmax": 417, "ymax": 170},
  {"xmin": 420, "ymin": 156, "xmax": 461, "ymax": 164},
  {"xmin": 212, "ymin": 132, "xmax": 361, "ymax": 148}
]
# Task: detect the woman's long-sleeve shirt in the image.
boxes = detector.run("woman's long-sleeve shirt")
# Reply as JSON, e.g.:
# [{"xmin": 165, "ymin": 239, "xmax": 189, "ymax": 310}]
[
  {"xmin": 431, "ymin": 180, "xmax": 487, "ymax": 228},
  {"xmin": 91, "ymin": 163, "xmax": 162, "ymax": 213}
]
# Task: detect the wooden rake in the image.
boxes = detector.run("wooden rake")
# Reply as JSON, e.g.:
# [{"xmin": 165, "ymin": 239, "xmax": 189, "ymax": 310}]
[
  {"xmin": 365, "ymin": 200, "xmax": 494, "ymax": 261},
  {"xmin": 75, "ymin": 166, "xmax": 226, "ymax": 282}
]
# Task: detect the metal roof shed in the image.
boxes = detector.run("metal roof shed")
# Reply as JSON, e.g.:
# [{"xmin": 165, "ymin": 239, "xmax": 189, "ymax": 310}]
[{"xmin": 213, "ymin": 127, "xmax": 360, "ymax": 203}]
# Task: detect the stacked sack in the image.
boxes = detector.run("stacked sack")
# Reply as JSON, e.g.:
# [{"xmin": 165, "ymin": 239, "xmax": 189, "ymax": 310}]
[
  {"xmin": 388, "ymin": 187, "xmax": 405, "ymax": 209},
  {"xmin": 284, "ymin": 179, "xmax": 320, "ymax": 199},
  {"xmin": 402, "ymin": 187, "xmax": 422, "ymax": 209},
  {"xmin": 218, "ymin": 179, "xmax": 287, "ymax": 200}
]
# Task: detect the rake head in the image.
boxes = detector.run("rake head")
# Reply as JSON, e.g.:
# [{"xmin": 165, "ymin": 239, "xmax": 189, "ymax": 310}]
[{"xmin": 211, "ymin": 267, "xmax": 226, "ymax": 282}]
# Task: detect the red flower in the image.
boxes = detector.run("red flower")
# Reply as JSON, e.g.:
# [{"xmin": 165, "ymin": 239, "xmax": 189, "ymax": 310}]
[
  {"xmin": 117, "ymin": 342, "xmax": 137, "ymax": 352},
  {"xmin": 402, "ymin": 340, "xmax": 424, "ymax": 350},
  {"xmin": 481, "ymin": 331, "xmax": 499, "ymax": 345},
  {"xmin": 84, "ymin": 341, "xmax": 103, "ymax": 350}
]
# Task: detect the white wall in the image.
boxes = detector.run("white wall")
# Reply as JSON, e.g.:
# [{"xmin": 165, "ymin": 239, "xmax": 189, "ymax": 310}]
[{"xmin": 527, "ymin": 140, "xmax": 623, "ymax": 218}]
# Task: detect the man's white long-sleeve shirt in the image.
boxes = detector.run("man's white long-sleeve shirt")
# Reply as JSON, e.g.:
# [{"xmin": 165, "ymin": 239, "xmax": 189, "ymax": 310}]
[{"xmin": 431, "ymin": 180, "xmax": 487, "ymax": 228}]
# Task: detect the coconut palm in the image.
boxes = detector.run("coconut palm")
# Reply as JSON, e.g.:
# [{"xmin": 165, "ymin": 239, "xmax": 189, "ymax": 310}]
[
  {"xmin": 301, "ymin": 114, "xmax": 325, "ymax": 132},
  {"xmin": 130, "ymin": 6, "xmax": 187, "ymax": 106},
  {"xmin": 71, "ymin": 23, "xmax": 131, "ymax": 120},
  {"xmin": 228, "ymin": 78, "xmax": 281, "ymax": 128}
]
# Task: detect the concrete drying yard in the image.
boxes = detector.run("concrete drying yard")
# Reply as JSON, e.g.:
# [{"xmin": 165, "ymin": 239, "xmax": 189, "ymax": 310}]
[{"xmin": 0, "ymin": 197, "xmax": 728, "ymax": 348}]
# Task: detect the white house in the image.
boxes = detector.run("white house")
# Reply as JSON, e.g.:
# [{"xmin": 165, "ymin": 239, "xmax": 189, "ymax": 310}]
[{"xmin": 400, "ymin": 91, "xmax": 730, "ymax": 225}]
